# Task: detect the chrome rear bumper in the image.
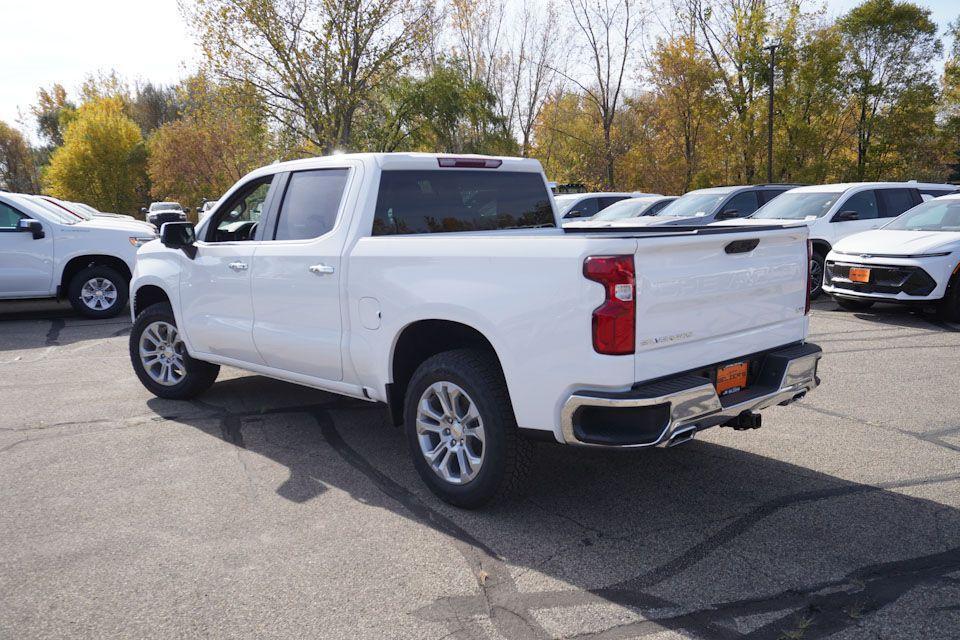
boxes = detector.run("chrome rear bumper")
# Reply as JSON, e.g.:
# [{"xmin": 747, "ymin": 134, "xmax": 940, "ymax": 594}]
[{"xmin": 559, "ymin": 343, "xmax": 822, "ymax": 448}]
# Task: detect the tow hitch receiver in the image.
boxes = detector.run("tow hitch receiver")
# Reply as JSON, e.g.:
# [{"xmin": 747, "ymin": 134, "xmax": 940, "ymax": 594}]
[{"xmin": 724, "ymin": 411, "xmax": 762, "ymax": 431}]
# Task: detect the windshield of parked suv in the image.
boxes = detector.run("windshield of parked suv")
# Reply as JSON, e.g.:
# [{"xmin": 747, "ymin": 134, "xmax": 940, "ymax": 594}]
[
  {"xmin": 150, "ymin": 203, "xmax": 182, "ymax": 211},
  {"xmin": 23, "ymin": 197, "xmax": 79, "ymax": 224},
  {"xmin": 655, "ymin": 192, "xmax": 727, "ymax": 217},
  {"xmin": 592, "ymin": 198, "xmax": 657, "ymax": 221},
  {"xmin": 751, "ymin": 192, "xmax": 839, "ymax": 220},
  {"xmin": 373, "ymin": 170, "xmax": 555, "ymax": 235},
  {"xmin": 883, "ymin": 200, "xmax": 960, "ymax": 231}
]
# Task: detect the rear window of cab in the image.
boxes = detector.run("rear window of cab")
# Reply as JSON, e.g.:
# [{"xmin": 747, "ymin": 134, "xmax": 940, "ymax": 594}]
[{"xmin": 372, "ymin": 170, "xmax": 555, "ymax": 235}]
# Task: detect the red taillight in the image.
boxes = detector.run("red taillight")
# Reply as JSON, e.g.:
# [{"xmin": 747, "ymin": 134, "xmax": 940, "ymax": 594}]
[
  {"xmin": 805, "ymin": 239, "xmax": 812, "ymax": 315},
  {"xmin": 437, "ymin": 157, "xmax": 503, "ymax": 168},
  {"xmin": 584, "ymin": 256, "xmax": 636, "ymax": 355}
]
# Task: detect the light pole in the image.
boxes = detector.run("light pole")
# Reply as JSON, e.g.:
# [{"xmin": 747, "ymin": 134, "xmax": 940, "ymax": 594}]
[{"xmin": 763, "ymin": 41, "xmax": 780, "ymax": 184}]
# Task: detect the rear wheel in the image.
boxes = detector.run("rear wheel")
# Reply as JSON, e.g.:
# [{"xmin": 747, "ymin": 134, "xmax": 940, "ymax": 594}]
[
  {"xmin": 809, "ymin": 251, "xmax": 826, "ymax": 299},
  {"xmin": 404, "ymin": 349, "xmax": 531, "ymax": 509},
  {"xmin": 835, "ymin": 297, "xmax": 875, "ymax": 312},
  {"xmin": 67, "ymin": 265, "xmax": 128, "ymax": 318},
  {"xmin": 129, "ymin": 303, "xmax": 219, "ymax": 399}
]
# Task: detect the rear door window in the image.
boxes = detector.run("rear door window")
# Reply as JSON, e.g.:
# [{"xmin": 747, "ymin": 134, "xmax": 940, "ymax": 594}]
[
  {"xmin": 373, "ymin": 170, "xmax": 554, "ymax": 235},
  {"xmin": 835, "ymin": 190, "xmax": 879, "ymax": 220},
  {"xmin": 273, "ymin": 169, "xmax": 349, "ymax": 240},
  {"xmin": 597, "ymin": 196, "xmax": 628, "ymax": 211},
  {"xmin": 721, "ymin": 191, "xmax": 760, "ymax": 217},
  {"xmin": 878, "ymin": 188, "xmax": 918, "ymax": 218}
]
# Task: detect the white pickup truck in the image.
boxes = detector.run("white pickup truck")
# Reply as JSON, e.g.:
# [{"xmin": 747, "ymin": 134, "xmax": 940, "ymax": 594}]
[
  {"xmin": 128, "ymin": 153, "xmax": 822, "ymax": 507},
  {"xmin": 0, "ymin": 192, "xmax": 157, "ymax": 318}
]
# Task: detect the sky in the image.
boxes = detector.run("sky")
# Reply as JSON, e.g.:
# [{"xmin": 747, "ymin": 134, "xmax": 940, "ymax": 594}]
[{"xmin": 0, "ymin": 0, "xmax": 957, "ymax": 141}]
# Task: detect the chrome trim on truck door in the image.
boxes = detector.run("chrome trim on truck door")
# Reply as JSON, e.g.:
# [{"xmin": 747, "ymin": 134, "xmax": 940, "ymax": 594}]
[{"xmin": 560, "ymin": 343, "xmax": 822, "ymax": 448}]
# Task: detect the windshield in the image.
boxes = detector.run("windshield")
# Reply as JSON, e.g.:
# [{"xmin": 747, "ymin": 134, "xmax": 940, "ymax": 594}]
[
  {"xmin": 593, "ymin": 198, "xmax": 655, "ymax": 221},
  {"xmin": 655, "ymin": 192, "xmax": 727, "ymax": 217},
  {"xmin": 883, "ymin": 199, "xmax": 960, "ymax": 231},
  {"xmin": 24, "ymin": 197, "xmax": 80, "ymax": 224},
  {"xmin": 151, "ymin": 203, "xmax": 182, "ymax": 211},
  {"xmin": 751, "ymin": 192, "xmax": 839, "ymax": 220}
]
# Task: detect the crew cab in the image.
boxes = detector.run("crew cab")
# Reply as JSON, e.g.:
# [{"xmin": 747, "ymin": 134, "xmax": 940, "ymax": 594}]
[
  {"xmin": 128, "ymin": 153, "xmax": 822, "ymax": 508},
  {"xmin": 823, "ymin": 194, "xmax": 960, "ymax": 317},
  {"xmin": 0, "ymin": 192, "xmax": 156, "ymax": 317},
  {"xmin": 745, "ymin": 182, "xmax": 957, "ymax": 296}
]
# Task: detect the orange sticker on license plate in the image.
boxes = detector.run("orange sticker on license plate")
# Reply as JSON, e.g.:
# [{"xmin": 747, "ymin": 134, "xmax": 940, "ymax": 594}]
[
  {"xmin": 849, "ymin": 267, "xmax": 870, "ymax": 283},
  {"xmin": 716, "ymin": 362, "xmax": 749, "ymax": 396}
]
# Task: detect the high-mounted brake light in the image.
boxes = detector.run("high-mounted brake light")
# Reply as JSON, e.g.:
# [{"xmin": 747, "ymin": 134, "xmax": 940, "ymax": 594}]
[
  {"xmin": 584, "ymin": 256, "xmax": 636, "ymax": 355},
  {"xmin": 437, "ymin": 158, "xmax": 503, "ymax": 168},
  {"xmin": 805, "ymin": 239, "xmax": 813, "ymax": 315}
]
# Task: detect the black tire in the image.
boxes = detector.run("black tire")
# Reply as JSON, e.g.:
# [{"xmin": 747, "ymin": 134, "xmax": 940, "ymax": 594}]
[
  {"xmin": 403, "ymin": 349, "xmax": 532, "ymax": 509},
  {"xmin": 835, "ymin": 297, "xmax": 875, "ymax": 312},
  {"xmin": 67, "ymin": 265, "xmax": 129, "ymax": 318},
  {"xmin": 809, "ymin": 251, "xmax": 826, "ymax": 299},
  {"xmin": 938, "ymin": 275, "xmax": 960, "ymax": 322},
  {"xmin": 129, "ymin": 303, "xmax": 220, "ymax": 399}
]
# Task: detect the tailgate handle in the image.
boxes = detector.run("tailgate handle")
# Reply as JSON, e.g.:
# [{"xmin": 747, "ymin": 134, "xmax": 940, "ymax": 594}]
[{"xmin": 725, "ymin": 239, "xmax": 760, "ymax": 254}]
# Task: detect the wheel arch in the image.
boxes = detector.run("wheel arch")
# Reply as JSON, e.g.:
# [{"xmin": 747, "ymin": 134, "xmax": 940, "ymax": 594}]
[
  {"xmin": 386, "ymin": 319, "xmax": 509, "ymax": 427},
  {"xmin": 131, "ymin": 284, "xmax": 172, "ymax": 318},
  {"xmin": 810, "ymin": 238, "xmax": 831, "ymax": 257},
  {"xmin": 59, "ymin": 254, "xmax": 132, "ymax": 295}
]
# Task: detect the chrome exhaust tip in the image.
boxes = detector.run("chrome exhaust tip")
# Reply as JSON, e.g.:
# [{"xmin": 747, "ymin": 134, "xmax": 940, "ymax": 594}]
[{"xmin": 666, "ymin": 425, "xmax": 697, "ymax": 447}]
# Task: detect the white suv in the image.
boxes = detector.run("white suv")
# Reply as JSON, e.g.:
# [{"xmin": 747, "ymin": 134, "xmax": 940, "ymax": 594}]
[
  {"xmin": 0, "ymin": 192, "xmax": 156, "ymax": 318},
  {"xmin": 745, "ymin": 182, "xmax": 957, "ymax": 296}
]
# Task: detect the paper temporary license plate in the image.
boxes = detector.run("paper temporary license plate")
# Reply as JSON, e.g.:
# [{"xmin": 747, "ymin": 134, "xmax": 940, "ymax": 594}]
[
  {"xmin": 848, "ymin": 267, "xmax": 871, "ymax": 283},
  {"xmin": 716, "ymin": 362, "xmax": 749, "ymax": 396}
]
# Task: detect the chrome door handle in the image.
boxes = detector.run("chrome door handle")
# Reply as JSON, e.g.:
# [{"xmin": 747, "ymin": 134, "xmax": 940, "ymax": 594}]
[
  {"xmin": 309, "ymin": 264, "xmax": 336, "ymax": 275},
  {"xmin": 228, "ymin": 261, "xmax": 248, "ymax": 271}
]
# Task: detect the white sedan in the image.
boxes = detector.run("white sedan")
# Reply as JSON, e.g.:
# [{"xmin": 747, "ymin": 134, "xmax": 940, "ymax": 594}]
[{"xmin": 823, "ymin": 194, "xmax": 960, "ymax": 319}]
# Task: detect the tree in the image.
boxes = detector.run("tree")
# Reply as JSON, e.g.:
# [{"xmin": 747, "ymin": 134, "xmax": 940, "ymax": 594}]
[
  {"xmin": 565, "ymin": 0, "xmax": 644, "ymax": 188},
  {"xmin": 43, "ymin": 97, "xmax": 147, "ymax": 214},
  {"xmin": 690, "ymin": 0, "xmax": 771, "ymax": 183},
  {"xmin": 0, "ymin": 121, "xmax": 39, "ymax": 192},
  {"xmin": 942, "ymin": 17, "xmax": 960, "ymax": 182},
  {"xmin": 532, "ymin": 90, "xmax": 609, "ymax": 187},
  {"xmin": 147, "ymin": 76, "xmax": 271, "ymax": 210},
  {"xmin": 30, "ymin": 84, "xmax": 75, "ymax": 149},
  {"xmin": 130, "ymin": 83, "xmax": 183, "ymax": 136},
  {"xmin": 188, "ymin": 0, "xmax": 436, "ymax": 152},
  {"xmin": 838, "ymin": 0, "xmax": 941, "ymax": 180},
  {"xmin": 360, "ymin": 61, "xmax": 515, "ymax": 154}
]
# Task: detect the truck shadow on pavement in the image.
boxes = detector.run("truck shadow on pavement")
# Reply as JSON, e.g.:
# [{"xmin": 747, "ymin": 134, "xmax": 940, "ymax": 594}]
[
  {"xmin": 0, "ymin": 299, "xmax": 131, "ymax": 354},
  {"xmin": 147, "ymin": 374, "xmax": 960, "ymax": 640}
]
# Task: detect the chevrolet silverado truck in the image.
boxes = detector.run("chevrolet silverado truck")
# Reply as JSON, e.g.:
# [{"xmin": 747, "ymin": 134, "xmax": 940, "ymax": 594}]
[{"xmin": 128, "ymin": 153, "xmax": 822, "ymax": 508}]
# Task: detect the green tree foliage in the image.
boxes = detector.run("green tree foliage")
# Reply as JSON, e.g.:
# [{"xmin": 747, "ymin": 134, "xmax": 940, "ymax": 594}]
[
  {"xmin": 188, "ymin": 0, "xmax": 436, "ymax": 152},
  {"xmin": 30, "ymin": 84, "xmax": 75, "ymax": 151},
  {"xmin": 0, "ymin": 121, "xmax": 39, "ymax": 192},
  {"xmin": 361, "ymin": 61, "xmax": 515, "ymax": 154},
  {"xmin": 43, "ymin": 97, "xmax": 147, "ymax": 214},
  {"xmin": 147, "ymin": 76, "xmax": 271, "ymax": 213},
  {"xmin": 838, "ymin": 0, "xmax": 941, "ymax": 180}
]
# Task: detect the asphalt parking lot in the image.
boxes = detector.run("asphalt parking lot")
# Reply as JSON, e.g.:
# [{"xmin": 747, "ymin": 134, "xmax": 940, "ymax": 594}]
[{"xmin": 1, "ymin": 299, "xmax": 958, "ymax": 640}]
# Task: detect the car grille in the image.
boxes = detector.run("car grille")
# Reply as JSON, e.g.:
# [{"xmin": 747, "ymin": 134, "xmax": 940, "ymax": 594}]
[{"xmin": 825, "ymin": 261, "xmax": 937, "ymax": 296}]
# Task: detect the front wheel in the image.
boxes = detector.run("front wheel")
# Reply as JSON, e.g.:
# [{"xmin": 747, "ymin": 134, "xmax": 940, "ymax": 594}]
[
  {"xmin": 68, "ymin": 265, "xmax": 128, "ymax": 318},
  {"xmin": 404, "ymin": 349, "xmax": 531, "ymax": 509},
  {"xmin": 809, "ymin": 252, "xmax": 826, "ymax": 299},
  {"xmin": 835, "ymin": 297, "xmax": 875, "ymax": 312},
  {"xmin": 129, "ymin": 303, "xmax": 219, "ymax": 399}
]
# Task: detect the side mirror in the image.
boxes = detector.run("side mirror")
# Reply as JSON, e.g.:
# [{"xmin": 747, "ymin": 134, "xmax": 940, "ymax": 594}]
[
  {"xmin": 835, "ymin": 210, "xmax": 859, "ymax": 222},
  {"xmin": 140, "ymin": 207, "xmax": 148, "ymax": 215},
  {"xmin": 715, "ymin": 209, "xmax": 740, "ymax": 220},
  {"xmin": 160, "ymin": 221, "xmax": 196, "ymax": 251},
  {"xmin": 18, "ymin": 218, "xmax": 45, "ymax": 239},
  {"xmin": 565, "ymin": 209, "xmax": 587, "ymax": 219}
]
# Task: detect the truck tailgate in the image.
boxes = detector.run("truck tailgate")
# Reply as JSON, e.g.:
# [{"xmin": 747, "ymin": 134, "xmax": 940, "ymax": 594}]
[{"xmin": 631, "ymin": 227, "xmax": 809, "ymax": 382}]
